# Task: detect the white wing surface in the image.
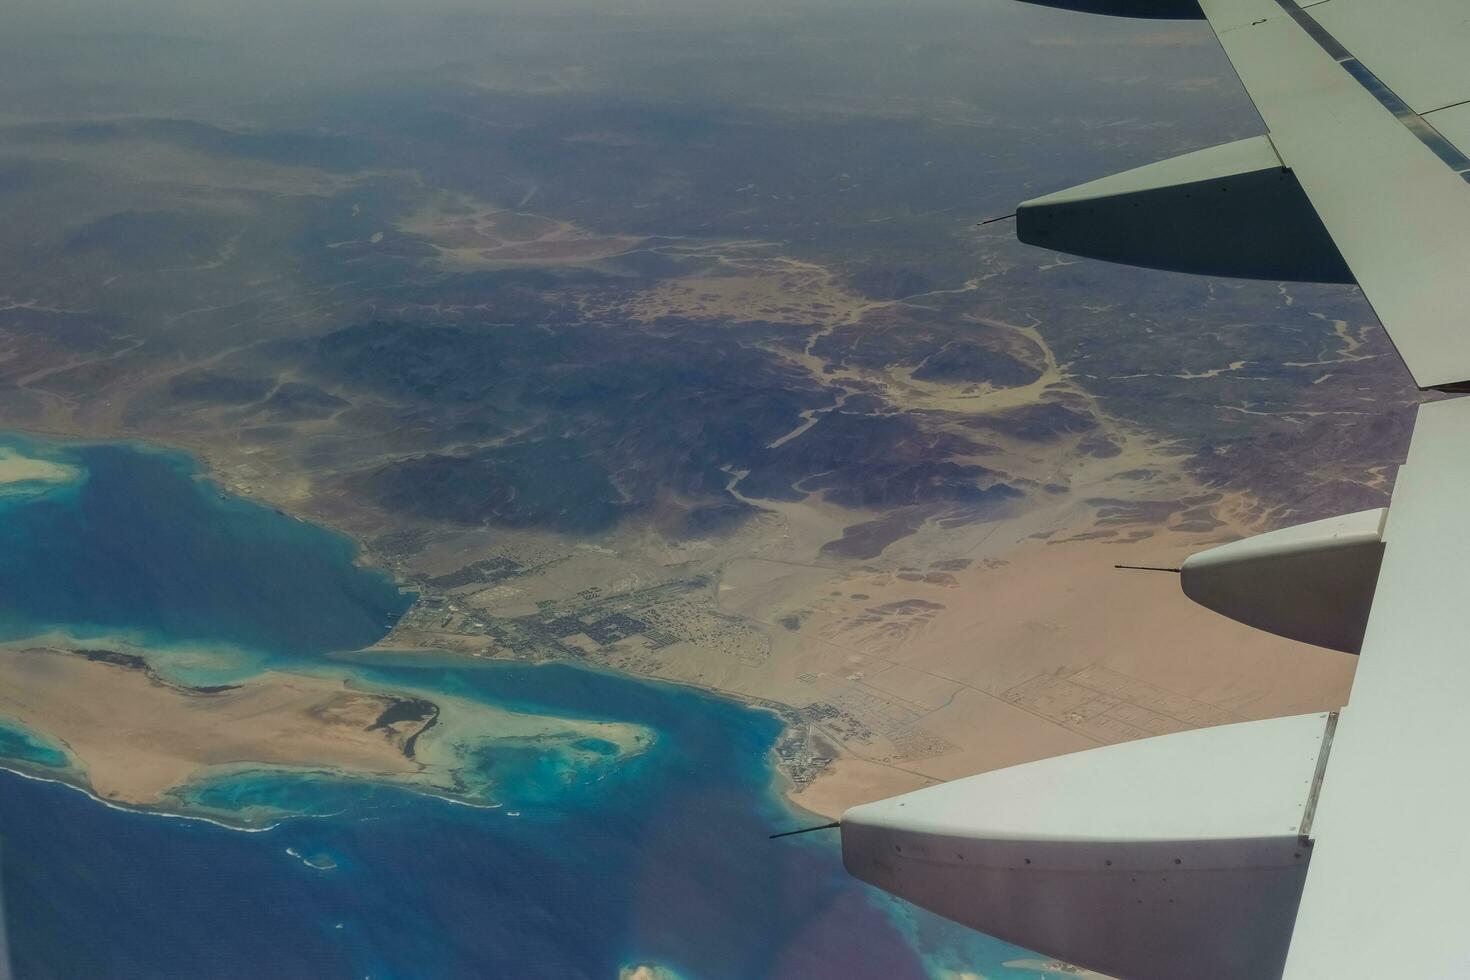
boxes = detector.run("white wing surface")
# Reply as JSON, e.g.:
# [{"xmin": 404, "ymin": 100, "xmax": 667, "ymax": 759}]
[
  {"xmin": 843, "ymin": 713, "xmax": 1330, "ymax": 979},
  {"xmin": 839, "ymin": 2, "xmax": 1470, "ymax": 976},
  {"xmin": 1278, "ymin": 395, "xmax": 1470, "ymax": 977},
  {"xmin": 1015, "ymin": 0, "xmax": 1470, "ymax": 390},
  {"xmin": 1197, "ymin": 0, "xmax": 1470, "ymax": 390}
]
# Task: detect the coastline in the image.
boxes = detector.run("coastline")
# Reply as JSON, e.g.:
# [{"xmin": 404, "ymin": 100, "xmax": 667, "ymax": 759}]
[
  {"xmin": 341, "ymin": 643, "xmax": 834, "ymax": 815},
  {"xmin": 367, "ymin": 525, "xmax": 1354, "ymax": 821},
  {"xmin": 0, "ymin": 425, "xmax": 1354, "ymax": 828},
  {"xmin": 0, "ymin": 643, "xmax": 655, "ymax": 830}
]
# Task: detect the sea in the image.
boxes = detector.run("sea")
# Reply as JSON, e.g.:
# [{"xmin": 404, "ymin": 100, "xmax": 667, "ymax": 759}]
[{"xmin": 0, "ymin": 433, "xmax": 1042, "ymax": 979}]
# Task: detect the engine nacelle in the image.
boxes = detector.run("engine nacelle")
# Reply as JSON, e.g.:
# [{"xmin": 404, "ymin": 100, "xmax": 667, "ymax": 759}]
[{"xmin": 1181, "ymin": 509, "xmax": 1386, "ymax": 654}]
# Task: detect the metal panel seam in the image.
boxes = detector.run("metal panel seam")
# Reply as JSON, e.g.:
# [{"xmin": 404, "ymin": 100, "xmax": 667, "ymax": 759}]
[{"xmin": 1271, "ymin": 0, "xmax": 1470, "ymax": 180}]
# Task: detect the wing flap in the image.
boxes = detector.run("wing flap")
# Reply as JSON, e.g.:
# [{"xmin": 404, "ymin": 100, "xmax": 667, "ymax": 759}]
[
  {"xmin": 842, "ymin": 713, "xmax": 1332, "ymax": 980},
  {"xmin": 1422, "ymin": 100, "xmax": 1470, "ymax": 158},
  {"xmin": 1281, "ymin": 397, "xmax": 1470, "ymax": 976},
  {"xmin": 1311, "ymin": 0, "xmax": 1470, "ymax": 115}
]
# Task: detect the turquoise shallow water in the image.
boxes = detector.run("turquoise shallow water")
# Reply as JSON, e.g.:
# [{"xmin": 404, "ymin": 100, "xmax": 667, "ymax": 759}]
[
  {"xmin": 0, "ymin": 435, "xmax": 1041, "ymax": 978},
  {"xmin": 0, "ymin": 721, "xmax": 67, "ymax": 770}
]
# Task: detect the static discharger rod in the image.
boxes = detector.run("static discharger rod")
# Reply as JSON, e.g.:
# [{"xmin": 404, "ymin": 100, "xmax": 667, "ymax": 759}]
[
  {"xmin": 976, "ymin": 212, "xmax": 1016, "ymax": 226},
  {"xmin": 1114, "ymin": 564, "xmax": 1182, "ymax": 573},
  {"xmin": 769, "ymin": 821, "xmax": 840, "ymax": 840}
]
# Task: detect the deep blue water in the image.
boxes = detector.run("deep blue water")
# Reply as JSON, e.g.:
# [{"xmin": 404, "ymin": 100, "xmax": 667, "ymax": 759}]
[
  {"xmin": 0, "ymin": 435, "xmax": 411, "ymax": 679},
  {"xmin": 0, "ymin": 435, "xmax": 1036, "ymax": 978}
]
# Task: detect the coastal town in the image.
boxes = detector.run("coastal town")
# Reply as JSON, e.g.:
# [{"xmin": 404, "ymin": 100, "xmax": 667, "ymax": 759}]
[{"xmin": 377, "ymin": 542, "xmax": 847, "ymax": 792}]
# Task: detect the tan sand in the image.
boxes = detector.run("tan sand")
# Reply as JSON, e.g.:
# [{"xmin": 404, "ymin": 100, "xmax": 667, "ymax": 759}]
[
  {"xmin": 400, "ymin": 190, "xmax": 644, "ymax": 270},
  {"xmin": 0, "ymin": 646, "xmax": 428, "ymax": 804},
  {"xmin": 0, "ymin": 645, "xmax": 652, "ymax": 811},
  {"xmin": 0, "ymin": 447, "xmax": 79, "ymax": 486},
  {"xmin": 753, "ymin": 532, "xmax": 1354, "ymax": 817},
  {"xmin": 372, "ymin": 478, "xmax": 1356, "ymax": 823}
]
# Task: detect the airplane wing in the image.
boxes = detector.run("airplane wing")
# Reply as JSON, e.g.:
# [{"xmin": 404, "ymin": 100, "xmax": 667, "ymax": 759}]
[
  {"xmin": 1014, "ymin": 0, "xmax": 1470, "ymax": 392},
  {"xmin": 1195, "ymin": 0, "xmax": 1470, "ymax": 391},
  {"xmin": 1279, "ymin": 394, "xmax": 1470, "ymax": 976},
  {"xmin": 837, "ymin": 2, "xmax": 1470, "ymax": 977}
]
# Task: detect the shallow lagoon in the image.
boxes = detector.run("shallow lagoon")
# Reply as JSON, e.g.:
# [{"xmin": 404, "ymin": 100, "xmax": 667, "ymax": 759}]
[{"xmin": 0, "ymin": 435, "xmax": 1038, "ymax": 978}]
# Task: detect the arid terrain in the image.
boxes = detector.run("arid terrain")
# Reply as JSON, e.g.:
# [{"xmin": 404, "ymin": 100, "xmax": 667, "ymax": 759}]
[
  {"xmin": 0, "ymin": 0, "xmax": 1418, "ymax": 822},
  {"xmin": 0, "ymin": 4, "xmax": 1436, "ymax": 977}
]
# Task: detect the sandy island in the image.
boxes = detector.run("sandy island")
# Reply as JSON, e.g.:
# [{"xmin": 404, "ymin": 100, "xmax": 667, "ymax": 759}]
[{"xmin": 0, "ymin": 644, "xmax": 650, "ymax": 819}]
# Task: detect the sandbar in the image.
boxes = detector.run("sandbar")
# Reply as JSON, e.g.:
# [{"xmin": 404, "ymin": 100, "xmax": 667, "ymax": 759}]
[{"xmin": 0, "ymin": 446, "xmax": 79, "ymax": 488}]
